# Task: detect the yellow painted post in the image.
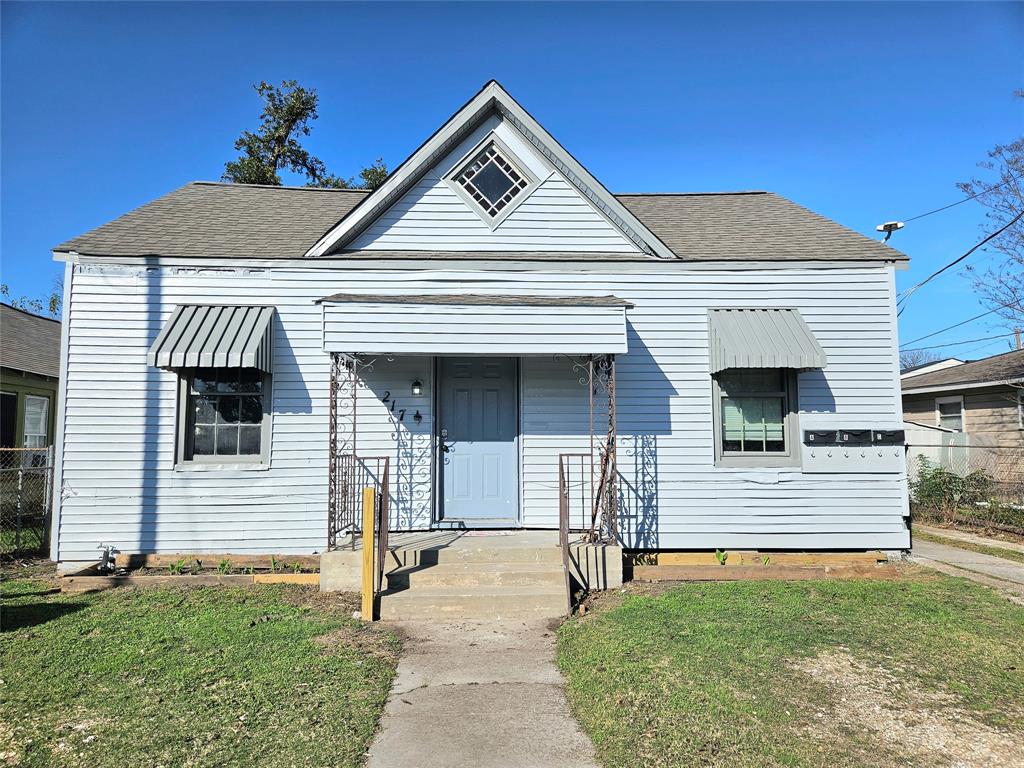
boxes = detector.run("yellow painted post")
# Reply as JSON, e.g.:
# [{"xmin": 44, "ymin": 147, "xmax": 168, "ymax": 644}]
[{"xmin": 361, "ymin": 486, "xmax": 376, "ymax": 621}]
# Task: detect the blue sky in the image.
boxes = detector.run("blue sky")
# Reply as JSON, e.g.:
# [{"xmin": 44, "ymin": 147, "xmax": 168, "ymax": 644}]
[{"xmin": 2, "ymin": 1, "xmax": 1021, "ymax": 357}]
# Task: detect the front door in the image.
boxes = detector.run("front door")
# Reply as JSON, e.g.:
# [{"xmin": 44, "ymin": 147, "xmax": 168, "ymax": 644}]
[{"xmin": 438, "ymin": 357, "xmax": 518, "ymax": 526}]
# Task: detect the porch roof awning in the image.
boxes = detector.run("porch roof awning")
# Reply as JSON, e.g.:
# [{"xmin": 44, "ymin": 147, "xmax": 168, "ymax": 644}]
[
  {"xmin": 147, "ymin": 305, "xmax": 275, "ymax": 372},
  {"xmin": 317, "ymin": 293, "xmax": 630, "ymax": 355},
  {"xmin": 708, "ymin": 308, "xmax": 826, "ymax": 373}
]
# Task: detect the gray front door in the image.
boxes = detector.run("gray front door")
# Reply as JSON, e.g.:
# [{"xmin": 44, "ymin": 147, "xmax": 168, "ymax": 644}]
[{"xmin": 438, "ymin": 357, "xmax": 519, "ymax": 525}]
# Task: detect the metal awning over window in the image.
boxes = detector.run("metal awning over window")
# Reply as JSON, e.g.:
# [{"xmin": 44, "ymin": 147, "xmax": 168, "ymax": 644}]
[
  {"xmin": 317, "ymin": 294, "xmax": 631, "ymax": 355},
  {"xmin": 708, "ymin": 308, "xmax": 826, "ymax": 374},
  {"xmin": 147, "ymin": 305, "xmax": 275, "ymax": 372}
]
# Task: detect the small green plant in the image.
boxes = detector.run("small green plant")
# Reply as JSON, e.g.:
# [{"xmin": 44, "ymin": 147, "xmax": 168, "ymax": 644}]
[
  {"xmin": 189, "ymin": 559, "xmax": 203, "ymax": 575},
  {"xmin": 762, "ymin": 555, "xmax": 771, "ymax": 566},
  {"xmin": 715, "ymin": 549, "xmax": 728, "ymax": 566},
  {"xmin": 291, "ymin": 562, "xmax": 302, "ymax": 574},
  {"xmin": 168, "ymin": 558, "xmax": 188, "ymax": 575},
  {"xmin": 218, "ymin": 559, "xmax": 232, "ymax": 575},
  {"xmin": 269, "ymin": 556, "xmax": 279, "ymax": 574}
]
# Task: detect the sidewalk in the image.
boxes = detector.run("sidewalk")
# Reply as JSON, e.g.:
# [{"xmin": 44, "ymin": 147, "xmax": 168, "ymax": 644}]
[
  {"xmin": 915, "ymin": 524, "xmax": 1024, "ymax": 554},
  {"xmin": 366, "ymin": 619, "xmax": 599, "ymax": 768},
  {"xmin": 910, "ymin": 534, "xmax": 1024, "ymax": 602}
]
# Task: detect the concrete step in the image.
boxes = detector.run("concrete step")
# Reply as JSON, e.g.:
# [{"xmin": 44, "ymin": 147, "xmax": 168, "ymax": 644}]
[
  {"xmin": 380, "ymin": 587, "xmax": 569, "ymax": 621},
  {"xmin": 386, "ymin": 544, "xmax": 564, "ymax": 568},
  {"xmin": 387, "ymin": 562, "xmax": 566, "ymax": 590}
]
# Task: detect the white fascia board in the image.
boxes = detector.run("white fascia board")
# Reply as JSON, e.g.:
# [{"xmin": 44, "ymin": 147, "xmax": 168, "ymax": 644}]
[
  {"xmin": 63, "ymin": 253, "xmax": 905, "ymax": 273},
  {"xmin": 302, "ymin": 80, "xmax": 677, "ymax": 260},
  {"xmin": 902, "ymin": 378, "xmax": 1024, "ymax": 396}
]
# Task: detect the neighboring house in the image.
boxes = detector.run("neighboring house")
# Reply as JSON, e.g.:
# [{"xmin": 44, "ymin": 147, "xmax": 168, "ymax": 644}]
[
  {"xmin": 0, "ymin": 303, "xmax": 61, "ymax": 450},
  {"xmin": 48, "ymin": 81, "xmax": 911, "ymax": 567},
  {"xmin": 902, "ymin": 348, "xmax": 1024, "ymax": 484},
  {"xmin": 902, "ymin": 349, "xmax": 1024, "ymax": 434},
  {"xmin": 900, "ymin": 357, "xmax": 964, "ymax": 380}
]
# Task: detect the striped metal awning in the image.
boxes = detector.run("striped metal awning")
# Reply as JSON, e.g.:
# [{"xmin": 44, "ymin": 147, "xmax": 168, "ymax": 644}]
[
  {"xmin": 147, "ymin": 305, "xmax": 275, "ymax": 372},
  {"xmin": 708, "ymin": 308, "xmax": 826, "ymax": 374}
]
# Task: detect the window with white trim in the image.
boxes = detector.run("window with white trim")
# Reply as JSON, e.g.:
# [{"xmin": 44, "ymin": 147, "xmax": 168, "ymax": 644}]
[
  {"xmin": 935, "ymin": 395, "xmax": 964, "ymax": 432},
  {"xmin": 712, "ymin": 369, "xmax": 799, "ymax": 467},
  {"xmin": 178, "ymin": 368, "xmax": 271, "ymax": 465},
  {"xmin": 22, "ymin": 395, "xmax": 49, "ymax": 448},
  {"xmin": 1018, "ymin": 390, "xmax": 1022, "ymax": 429},
  {"xmin": 453, "ymin": 141, "xmax": 529, "ymax": 219}
]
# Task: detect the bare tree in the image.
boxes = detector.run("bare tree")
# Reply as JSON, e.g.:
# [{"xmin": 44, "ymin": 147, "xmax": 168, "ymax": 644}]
[
  {"xmin": 958, "ymin": 91, "xmax": 1024, "ymax": 329},
  {"xmin": 899, "ymin": 348, "xmax": 941, "ymax": 371}
]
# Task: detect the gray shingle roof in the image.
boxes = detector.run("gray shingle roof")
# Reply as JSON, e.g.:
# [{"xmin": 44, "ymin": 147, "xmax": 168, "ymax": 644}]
[
  {"xmin": 901, "ymin": 349, "xmax": 1024, "ymax": 391},
  {"xmin": 0, "ymin": 304, "xmax": 62, "ymax": 378},
  {"xmin": 616, "ymin": 192, "xmax": 903, "ymax": 262},
  {"xmin": 55, "ymin": 182, "xmax": 368, "ymax": 259},
  {"xmin": 54, "ymin": 182, "xmax": 907, "ymax": 263}
]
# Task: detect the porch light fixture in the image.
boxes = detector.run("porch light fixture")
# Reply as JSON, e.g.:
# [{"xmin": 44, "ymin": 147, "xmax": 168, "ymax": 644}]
[{"xmin": 411, "ymin": 379, "xmax": 423, "ymax": 396}]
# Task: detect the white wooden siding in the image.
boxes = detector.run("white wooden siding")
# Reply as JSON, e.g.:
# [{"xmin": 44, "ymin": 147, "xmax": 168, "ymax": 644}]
[
  {"xmin": 54, "ymin": 262, "xmax": 909, "ymax": 561},
  {"xmin": 322, "ymin": 302, "xmax": 628, "ymax": 354},
  {"xmin": 348, "ymin": 116, "xmax": 640, "ymax": 253}
]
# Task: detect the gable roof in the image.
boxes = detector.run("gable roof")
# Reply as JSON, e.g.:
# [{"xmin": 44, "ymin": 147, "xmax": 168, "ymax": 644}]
[
  {"xmin": 303, "ymin": 80, "xmax": 677, "ymax": 259},
  {"xmin": 0, "ymin": 303, "xmax": 62, "ymax": 378},
  {"xmin": 54, "ymin": 183, "xmax": 906, "ymax": 263},
  {"xmin": 901, "ymin": 348, "xmax": 1024, "ymax": 392}
]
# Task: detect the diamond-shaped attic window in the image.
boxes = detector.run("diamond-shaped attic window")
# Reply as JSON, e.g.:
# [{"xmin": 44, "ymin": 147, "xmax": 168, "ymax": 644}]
[{"xmin": 454, "ymin": 143, "xmax": 529, "ymax": 219}]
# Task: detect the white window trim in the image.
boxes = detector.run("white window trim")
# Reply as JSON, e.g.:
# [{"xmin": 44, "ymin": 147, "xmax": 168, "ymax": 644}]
[
  {"xmin": 1017, "ymin": 390, "xmax": 1023, "ymax": 430},
  {"xmin": 22, "ymin": 393, "xmax": 50, "ymax": 448},
  {"xmin": 443, "ymin": 132, "xmax": 540, "ymax": 230},
  {"xmin": 935, "ymin": 394, "xmax": 965, "ymax": 432},
  {"xmin": 712, "ymin": 369, "xmax": 800, "ymax": 468},
  {"xmin": 174, "ymin": 369, "xmax": 273, "ymax": 471}
]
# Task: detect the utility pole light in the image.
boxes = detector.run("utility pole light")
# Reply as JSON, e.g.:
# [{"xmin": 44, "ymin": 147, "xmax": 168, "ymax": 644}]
[{"xmin": 876, "ymin": 221, "xmax": 905, "ymax": 242}]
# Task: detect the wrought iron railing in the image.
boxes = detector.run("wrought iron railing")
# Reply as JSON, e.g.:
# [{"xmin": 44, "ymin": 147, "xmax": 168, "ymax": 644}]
[
  {"xmin": 558, "ymin": 442, "xmax": 616, "ymax": 614},
  {"xmin": 330, "ymin": 453, "xmax": 390, "ymax": 559}
]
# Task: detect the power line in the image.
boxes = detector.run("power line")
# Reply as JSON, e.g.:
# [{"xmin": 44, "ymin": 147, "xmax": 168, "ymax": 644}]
[
  {"xmin": 902, "ymin": 175, "xmax": 1020, "ymax": 223},
  {"xmin": 899, "ymin": 299, "xmax": 1022, "ymax": 348},
  {"xmin": 896, "ymin": 209, "xmax": 1024, "ymax": 314},
  {"xmin": 899, "ymin": 331, "xmax": 1018, "ymax": 352}
]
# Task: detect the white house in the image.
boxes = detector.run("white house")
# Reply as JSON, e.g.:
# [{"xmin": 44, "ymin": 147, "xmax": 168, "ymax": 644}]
[{"xmin": 50, "ymin": 81, "xmax": 910, "ymax": 571}]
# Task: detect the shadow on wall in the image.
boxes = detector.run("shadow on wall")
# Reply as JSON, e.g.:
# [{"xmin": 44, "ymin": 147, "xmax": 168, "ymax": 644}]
[{"xmin": 272, "ymin": 313, "xmax": 312, "ymax": 415}]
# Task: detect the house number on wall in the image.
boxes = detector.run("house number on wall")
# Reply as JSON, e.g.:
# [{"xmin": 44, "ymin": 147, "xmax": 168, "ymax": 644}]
[{"xmin": 381, "ymin": 391, "xmax": 421, "ymax": 425}]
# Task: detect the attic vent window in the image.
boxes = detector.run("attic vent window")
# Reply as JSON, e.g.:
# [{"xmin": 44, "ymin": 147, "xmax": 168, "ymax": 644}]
[{"xmin": 454, "ymin": 143, "xmax": 529, "ymax": 219}]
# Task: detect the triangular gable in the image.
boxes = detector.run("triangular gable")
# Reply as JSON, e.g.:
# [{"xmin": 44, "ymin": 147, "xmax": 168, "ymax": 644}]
[{"xmin": 304, "ymin": 81, "xmax": 676, "ymax": 258}]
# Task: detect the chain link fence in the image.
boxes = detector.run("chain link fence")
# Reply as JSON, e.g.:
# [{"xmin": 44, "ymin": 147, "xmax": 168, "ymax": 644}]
[
  {"xmin": 1, "ymin": 447, "xmax": 54, "ymax": 556},
  {"xmin": 906, "ymin": 427, "xmax": 1024, "ymax": 535}
]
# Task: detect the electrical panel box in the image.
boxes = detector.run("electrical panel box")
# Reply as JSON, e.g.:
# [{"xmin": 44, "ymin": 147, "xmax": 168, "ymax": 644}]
[{"xmin": 801, "ymin": 427, "xmax": 905, "ymax": 474}]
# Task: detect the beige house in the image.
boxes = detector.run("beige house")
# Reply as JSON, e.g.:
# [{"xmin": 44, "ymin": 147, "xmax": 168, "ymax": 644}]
[{"xmin": 902, "ymin": 348, "xmax": 1024, "ymax": 484}]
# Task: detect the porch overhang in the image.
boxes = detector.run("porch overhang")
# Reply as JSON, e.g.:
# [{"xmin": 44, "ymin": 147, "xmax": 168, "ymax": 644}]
[
  {"xmin": 317, "ymin": 294, "xmax": 631, "ymax": 355},
  {"xmin": 708, "ymin": 308, "xmax": 826, "ymax": 373}
]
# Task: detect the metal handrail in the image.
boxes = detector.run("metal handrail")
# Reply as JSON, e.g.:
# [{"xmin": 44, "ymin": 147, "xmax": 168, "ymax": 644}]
[{"xmin": 558, "ymin": 452, "xmax": 591, "ymax": 615}]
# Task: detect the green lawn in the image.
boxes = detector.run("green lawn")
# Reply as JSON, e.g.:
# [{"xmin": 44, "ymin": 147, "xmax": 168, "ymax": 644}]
[
  {"xmin": 0, "ymin": 576, "xmax": 399, "ymax": 767},
  {"xmin": 557, "ymin": 574, "xmax": 1024, "ymax": 768}
]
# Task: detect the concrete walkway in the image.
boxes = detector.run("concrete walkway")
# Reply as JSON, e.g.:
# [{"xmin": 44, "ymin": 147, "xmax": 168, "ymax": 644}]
[
  {"xmin": 366, "ymin": 619, "xmax": 599, "ymax": 768},
  {"xmin": 910, "ymin": 536, "xmax": 1024, "ymax": 601}
]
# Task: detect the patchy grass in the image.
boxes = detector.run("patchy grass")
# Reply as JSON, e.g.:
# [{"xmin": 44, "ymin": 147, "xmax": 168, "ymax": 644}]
[
  {"xmin": 0, "ymin": 576, "xmax": 399, "ymax": 767},
  {"xmin": 557, "ymin": 573, "xmax": 1024, "ymax": 768},
  {"xmin": 915, "ymin": 528, "xmax": 1024, "ymax": 564}
]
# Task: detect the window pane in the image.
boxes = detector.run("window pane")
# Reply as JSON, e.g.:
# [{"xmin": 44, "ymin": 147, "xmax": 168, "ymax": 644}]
[
  {"xmin": 239, "ymin": 369, "xmax": 262, "ymax": 393},
  {"xmin": 193, "ymin": 424, "xmax": 215, "ymax": 455},
  {"xmin": 719, "ymin": 369, "xmax": 783, "ymax": 395},
  {"xmin": 238, "ymin": 426, "xmax": 261, "ymax": 455},
  {"xmin": 193, "ymin": 395, "xmax": 216, "ymax": 424},
  {"xmin": 215, "ymin": 425, "xmax": 239, "ymax": 455},
  {"xmin": 938, "ymin": 401, "xmax": 962, "ymax": 416},
  {"xmin": 217, "ymin": 369, "xmax": 241, "ymax": 393},
  {"xmin": 939, "ymin": 414, "xmax": 963, "ymax": 432},
  {"xmin": 23, "ymin": 395, "xmax": 48, "ymax": 447},
  {"xmin": 722, "ymin": 395, "xmax": 786, "ymax": 454},
  {"xmin": 239, "ymin": 396, "xmax": 262, "ymax": 424},
  {"xmin": 192, "ymin": 369, "xmax": 218, "ymax": 393},
  {"xmin": 215, "ymin": 396, "xmax": 240, "ymax": 424}
]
